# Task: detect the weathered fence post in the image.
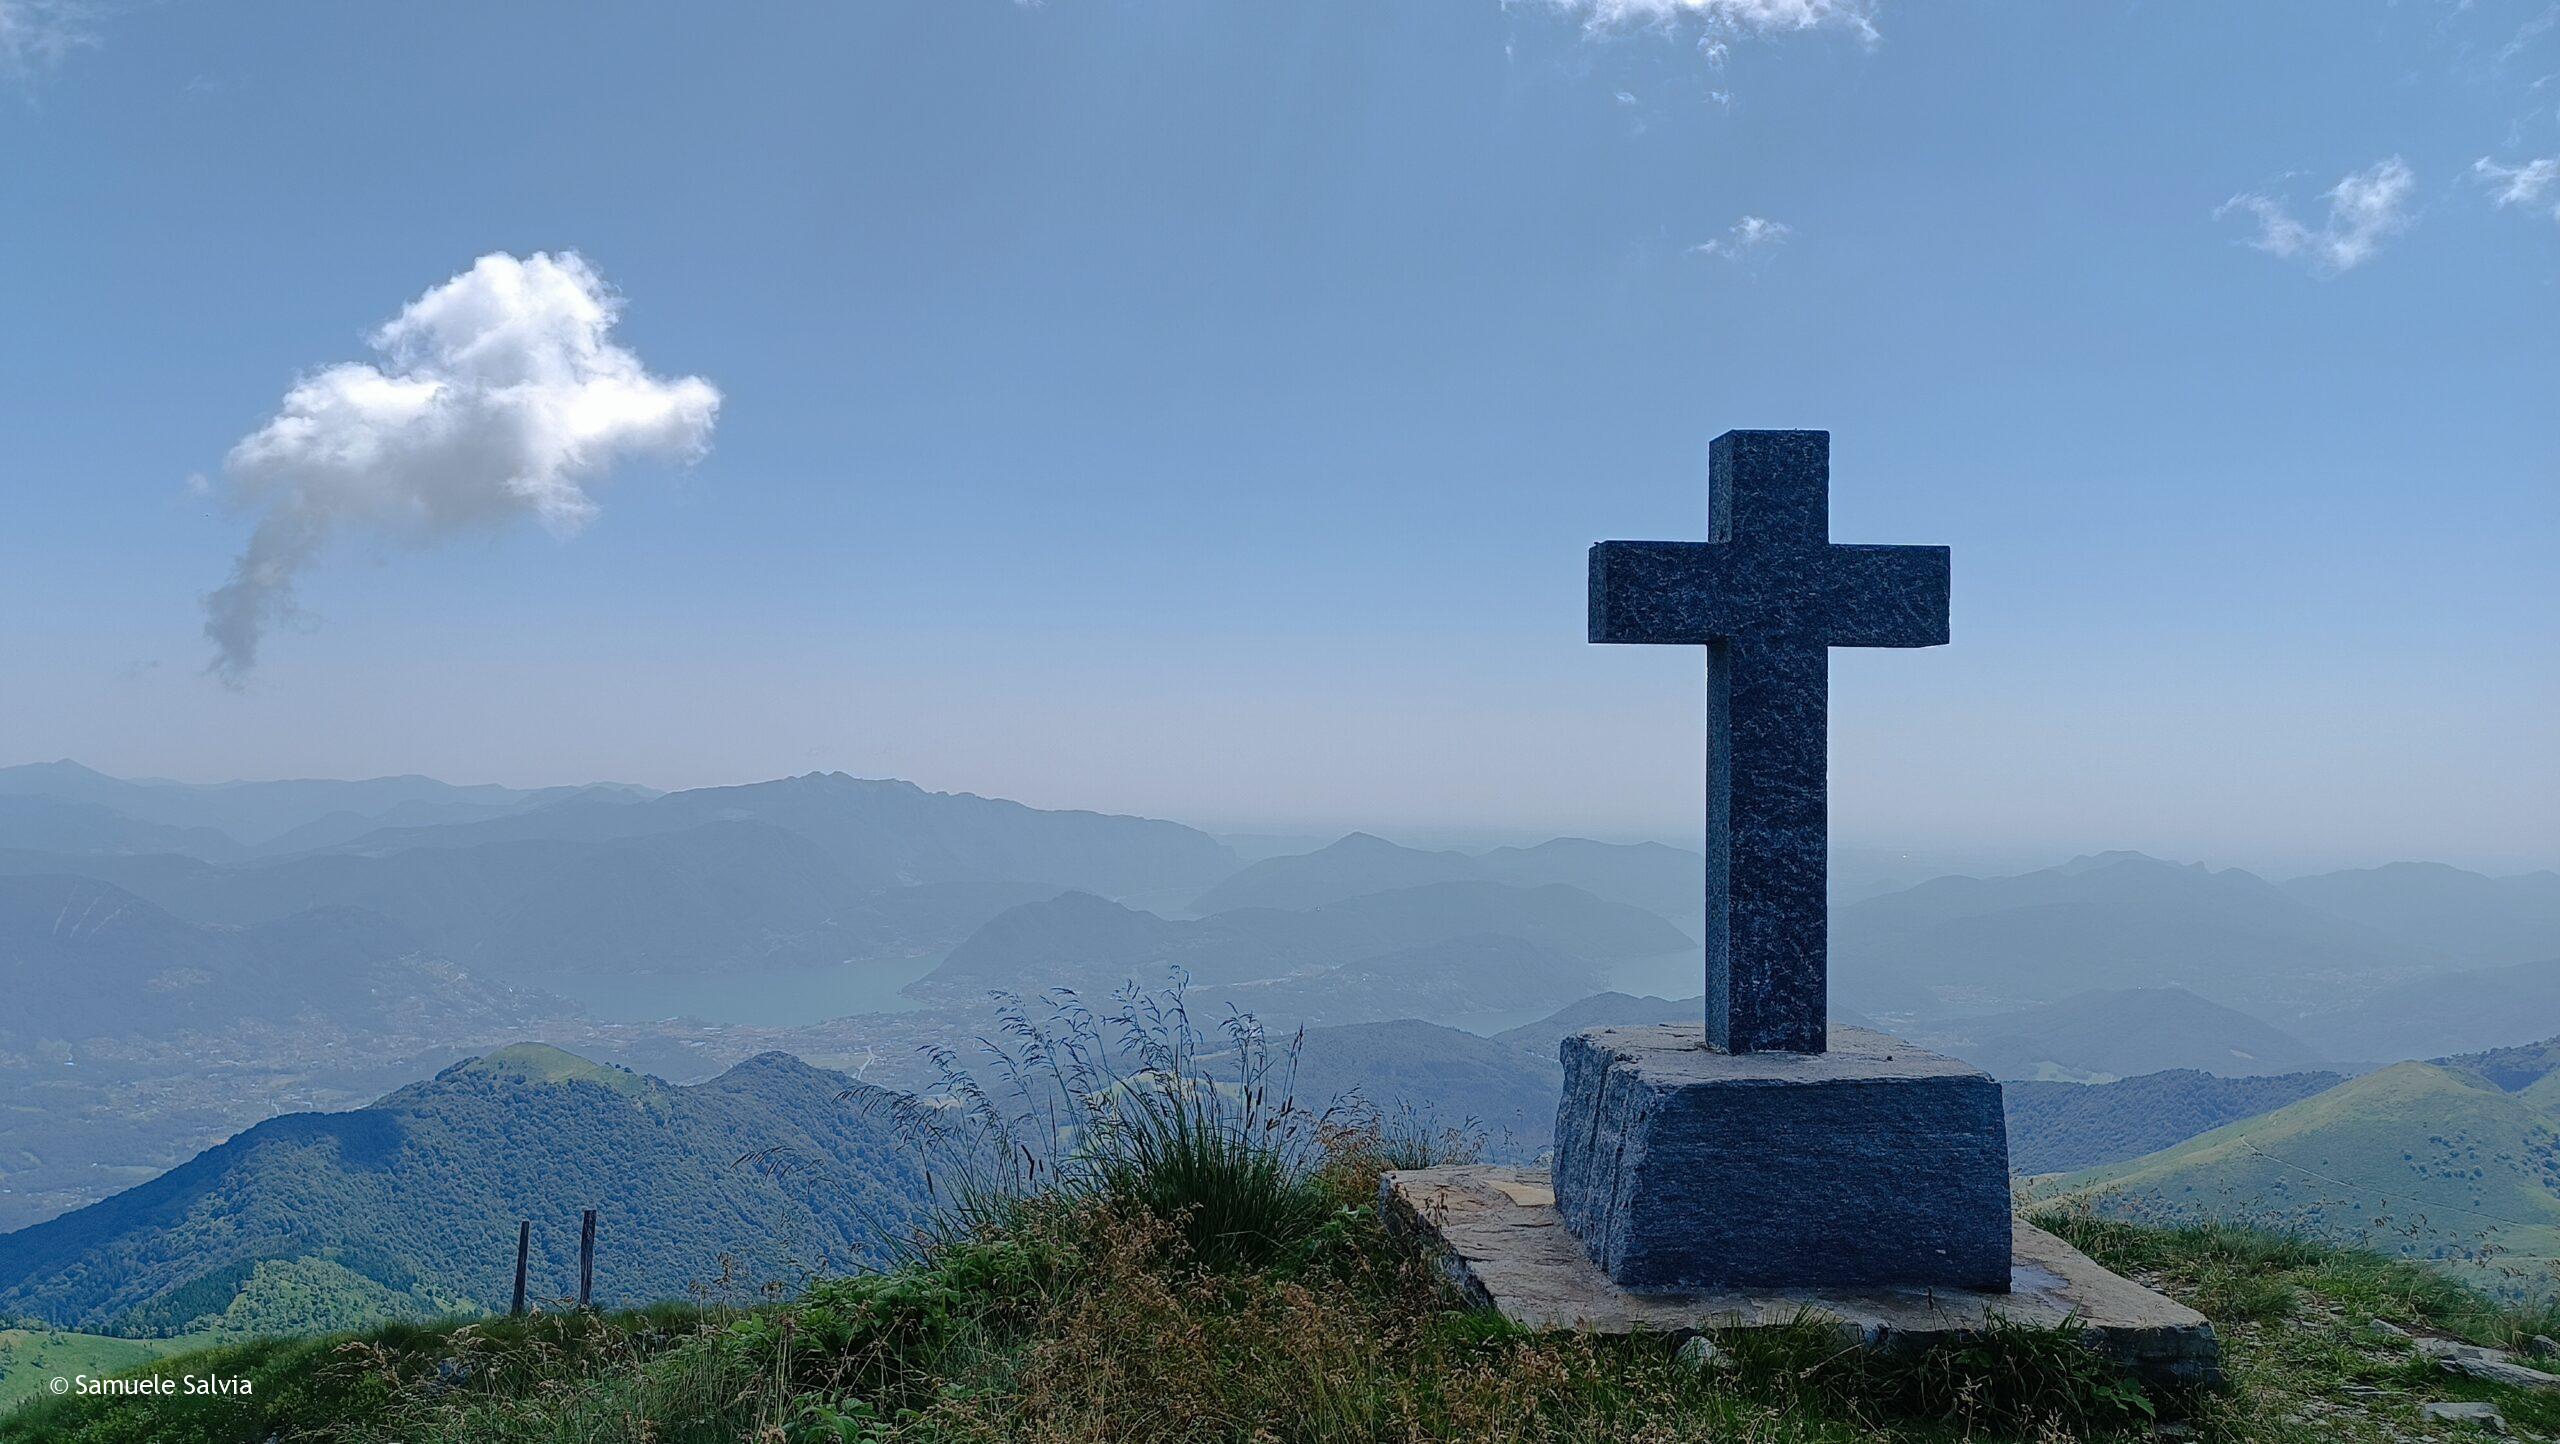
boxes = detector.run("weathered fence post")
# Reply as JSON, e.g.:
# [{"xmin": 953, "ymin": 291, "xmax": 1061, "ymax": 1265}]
[
  {"xmin": 511, "ymin": 1220, "xmax": 530, "ymax": 1317},
  {"xmin": 578, "ymin": 1208, "xmax": 597, "ymax": 1310}
]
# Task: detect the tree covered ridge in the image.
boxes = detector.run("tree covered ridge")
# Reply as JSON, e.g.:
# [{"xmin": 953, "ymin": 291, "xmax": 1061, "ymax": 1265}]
[{"xmin": 0, "ymin": 1045, "xmax": 939, "ymax": 1336}]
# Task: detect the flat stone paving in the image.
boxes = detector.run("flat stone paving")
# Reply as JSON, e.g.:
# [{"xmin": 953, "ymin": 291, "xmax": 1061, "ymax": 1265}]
[{"xmin": 1382, "ymin": 1164, "xmax": 2220, "ymax": 1392}]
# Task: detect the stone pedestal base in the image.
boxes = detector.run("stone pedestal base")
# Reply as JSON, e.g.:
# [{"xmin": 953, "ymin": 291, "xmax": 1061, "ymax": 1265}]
[
  {"xmin": 1382, "ymin": 1165, "xmax": 2220, "ymax": 1393},
  {"xmin": 1553, "ymin": 1024, "xmax": 2012, "ymax": 1291}
]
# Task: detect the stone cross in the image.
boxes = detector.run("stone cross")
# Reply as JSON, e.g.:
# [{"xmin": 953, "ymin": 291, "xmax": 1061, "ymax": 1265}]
[{"xmin": 1589, "ymin": 430, "xmax": 1949, "ymax": 1054}]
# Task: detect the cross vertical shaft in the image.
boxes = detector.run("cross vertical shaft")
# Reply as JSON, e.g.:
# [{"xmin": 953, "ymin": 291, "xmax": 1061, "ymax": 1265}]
[
  {"xmin": 1708, "ymin": 635, "xmax": 1830, "ymax": 1053},
  {"xmin": 1589, "ymin": 429, "xmax": 1950, "ymax": 1055}
]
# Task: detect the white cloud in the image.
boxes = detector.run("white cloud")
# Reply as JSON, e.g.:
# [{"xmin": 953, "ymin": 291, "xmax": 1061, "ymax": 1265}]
[
  {"xmin": 2216, "ymin": 157, "xmax": 2417, "ymax": 276},
  {"xmin": 1689, "ymin": 214, "xmax": 1792, "ymax": 259},
  {"xmin": 2474, "ymin": 155, "xmax": 2560, "ymax": 220},
  {"xmin": 203, "ymin": 251, "xmax": 721, "ymax": 684},
  {"xmin": 1537, "ymin": 0, "xmax": 1878, "ymax": 50},
  {"xmin": 2500, "ymin": 4, "xmax": 2557, "ymax": 67},
  {"xmin": 0, "ymin": 0, "xmax": 101, "ymax": 80}
]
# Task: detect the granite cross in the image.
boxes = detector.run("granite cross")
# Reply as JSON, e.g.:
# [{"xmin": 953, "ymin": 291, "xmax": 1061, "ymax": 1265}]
[{"xmin": 1588, "ymin": 430, "xmax": 1949, "ymax": 1055}]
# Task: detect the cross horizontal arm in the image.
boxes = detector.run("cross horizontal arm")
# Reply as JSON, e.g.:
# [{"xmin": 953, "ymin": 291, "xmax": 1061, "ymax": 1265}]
[
  {"xmin": 1818, "ymin": 544, "xmax": 1950, "ymax": 648},
  {"xmin": 1589, "ymin": 541, "xmax": 1748, "ymax": 644},
  {"xmin": 1589, "ymin": 540, "xmax": 1949, "ymax": 647}
]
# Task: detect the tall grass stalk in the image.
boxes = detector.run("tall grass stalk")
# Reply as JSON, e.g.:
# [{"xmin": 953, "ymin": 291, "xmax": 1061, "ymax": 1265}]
[{"xmin": 889, "ymin": 981, "xmax": 1338, "ymax": 1268}]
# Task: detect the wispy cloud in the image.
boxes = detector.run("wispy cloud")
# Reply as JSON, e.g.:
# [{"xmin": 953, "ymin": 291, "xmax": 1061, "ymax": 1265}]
[
  {"xmin": 2216, "ymin": 158, "xmax": 2417, "ymax": 277},
  {"xmin": 2474, "ymin": 155, "xmax": 2560, "ymax": 220},
  {"xmin": 1689, "ymin": 214, "xmax": 1792, "ymax": 260},
  {"xmin": 202, "ymin": 252, "xmax": 722, "ymax": 684},
  {"xmin": 2499, "ymin": 4, "xmax": 2558, "ymax": 67},
  {"xmin": 1536, "ymin": 0, "xmax": 1879, "ymax": 53},
  {"xmin": 0, "ymin": 0, "xmax": 103, "ymax": 82}
]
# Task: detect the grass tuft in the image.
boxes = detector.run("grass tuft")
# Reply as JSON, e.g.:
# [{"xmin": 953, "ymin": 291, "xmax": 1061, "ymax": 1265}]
[{"xmin": 888, "ymin": 983, "xmax": 1354, "ymax": 1270}]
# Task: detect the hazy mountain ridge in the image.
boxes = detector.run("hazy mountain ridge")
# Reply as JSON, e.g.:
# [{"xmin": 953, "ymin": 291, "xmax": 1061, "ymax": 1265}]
[
  {"xmin": 1196, "ymin": 934, "xmax": 1603, "ymax": 1028},
  {"xmin": 330, "ymin": 773, "xmax": 1239, "ymax": 898},
  {"xmin": 914, "ymin": 882, "xmax": 1689, "ymax": 1006},
  {"xmin": 0, "ymin": 773, "xmax": 1236, "ymax": 986},
  {"xmin": 1914, "ymin": 987, "xmax": 2329, "ymax": 1082},
  {"xmin": 0, "ymin": 761, "xmax": 651, "ymax": 851},
  {"xmin": 1188, "ymin": 830, "xmax": 1705, "ymax": 924},
  {"xmin": 1188, "ymin": 833, "xmax": 1482, "ymax": 914},
  {"xmin": 0, "ymin": 874, "xmax": 533, "ymax": 1047},
  {"xmin": 0, "ymin": 795, "xmax": 246, "ymax": 863},
  {"xmin": 1281, "ymin": 1019, "xmax": 1564, "ymax": 1156},
  {"xmin": 1492, "ymin": 991, "xmax": 1703, "ymax": 1061},
  {"xmin": 2294, "ymin": 954, "xmax": 2560, "ymax": 1065},
  {"xmin": 1831, "ymin": 851, "xmax": 2531, "ymax": 1020},
  {"xmin": 2279, "ymin": 862, "xmax": 2560, "ymax": 967}
]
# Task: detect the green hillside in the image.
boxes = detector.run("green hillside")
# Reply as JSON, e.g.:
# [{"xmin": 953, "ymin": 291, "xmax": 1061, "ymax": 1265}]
[
  {"xmin": 0, "ymin": 1047, "xmax": 938, "ymax": 1336},
  {"xmin": 2061, "ymin": 1061, "xmax": 2560, "ymax": 1296},
  {"xmin": 461, "ymin": 1042, "xmax": 651, "ymax": 1096},
  {"xmin": 2003, "ymin": 1069, "xmax": 2343, "ymax": 1175},
  {"xmin": 0, "ymin": 1329, "xmax": 193, "ymax": 1410}
]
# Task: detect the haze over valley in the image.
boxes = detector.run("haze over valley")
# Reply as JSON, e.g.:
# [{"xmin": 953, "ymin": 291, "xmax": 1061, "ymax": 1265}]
[{"xmin": 4, "ymin": 757, "xmax": 2557, "ymax": 1337}]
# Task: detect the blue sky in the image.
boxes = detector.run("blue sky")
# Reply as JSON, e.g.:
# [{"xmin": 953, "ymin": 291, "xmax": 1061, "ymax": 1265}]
[{"xmin": 1, "ymin": 0, "xmax": 2553, "ymax": 871}]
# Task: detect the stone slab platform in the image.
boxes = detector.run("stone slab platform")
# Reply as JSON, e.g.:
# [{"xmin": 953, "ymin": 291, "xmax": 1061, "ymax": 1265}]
[{"xmin": 1382, "ymin": 1165, "xmax": 2220, "ymax": 1393}]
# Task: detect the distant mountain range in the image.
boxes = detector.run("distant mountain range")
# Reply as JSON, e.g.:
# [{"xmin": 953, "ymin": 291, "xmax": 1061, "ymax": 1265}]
[
  {"xmin": 2292, "ymin": 954, "xmax": 2560, "ymax": 1065},
  {"xmin": 0, "ymin": 1045, "xmax": 935, "ymax": 1335},
  {"xmin": 330, "ymin": 773, "xmax": 1238, "ymax": 895},
  {"xmin": 1196, "ymin": 934, "xmax": 1603, "ymax": 1029},
  {"xmin": 1281, "ymin": 1019, "xmax": 1564, "ymax": 1155},
  {"xmin": 1914, "ymin": 987, "xmax": 2329, "ymax": 1082},
  {"xmin": 0, "ymin": 771, "xmax": 1236, "ymax": 985},
  {"xmin": 7, "ymin": 760, "xmax": 2550, "ymax": 1041},
  {"xmin": 2279, "ymin": 862, "xmax": 2560, "ymax": 968},
  {"xmin": 0, "ymin": 759, "xmax": 655, "ymax": 854},
  {"xmin": 1493, "ymin": 991, "xmax": 1699, "ymax": 1060},
  {"xmin": 0, "ymin": 874, "xmax": 536, "ymax": 1048},
  {"xmin": 0, "ymin": 794, "xmax": 248, "ymax": 863},
  {"xmin": 914, "ymin": 882, "xmax": 1687, "ymax": 1007},
  {"xmin": 1191, "ymin": 833, "xmax": 1485, "ymax": 914},
  {"xmin": 1190, "ymin": 832, "xmax": 1703, "ymax": 928},
  {"xmin": 1833, "ymin": 850, "xmax": 2560, "ymax": 1025}
]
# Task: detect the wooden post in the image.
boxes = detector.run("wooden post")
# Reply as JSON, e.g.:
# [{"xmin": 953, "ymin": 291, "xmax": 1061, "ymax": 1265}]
[
  {"xmin": 578, "ymin": 1208, "xmax": 597, "ymax": 1310},
  {"xmin": 511, "ymin": 1221, "xmax": 530, "ymax": 1317}
]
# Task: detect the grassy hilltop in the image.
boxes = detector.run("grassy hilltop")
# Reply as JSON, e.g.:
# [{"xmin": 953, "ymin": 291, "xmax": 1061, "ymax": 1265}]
[
  {"xmin": 22, "ymin": 1004, "xmax": 2560, "ymax": 1444},
  {"xmin": 18, "ymin": 1175, "xmax": 2560, "ymax": 1442}
]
